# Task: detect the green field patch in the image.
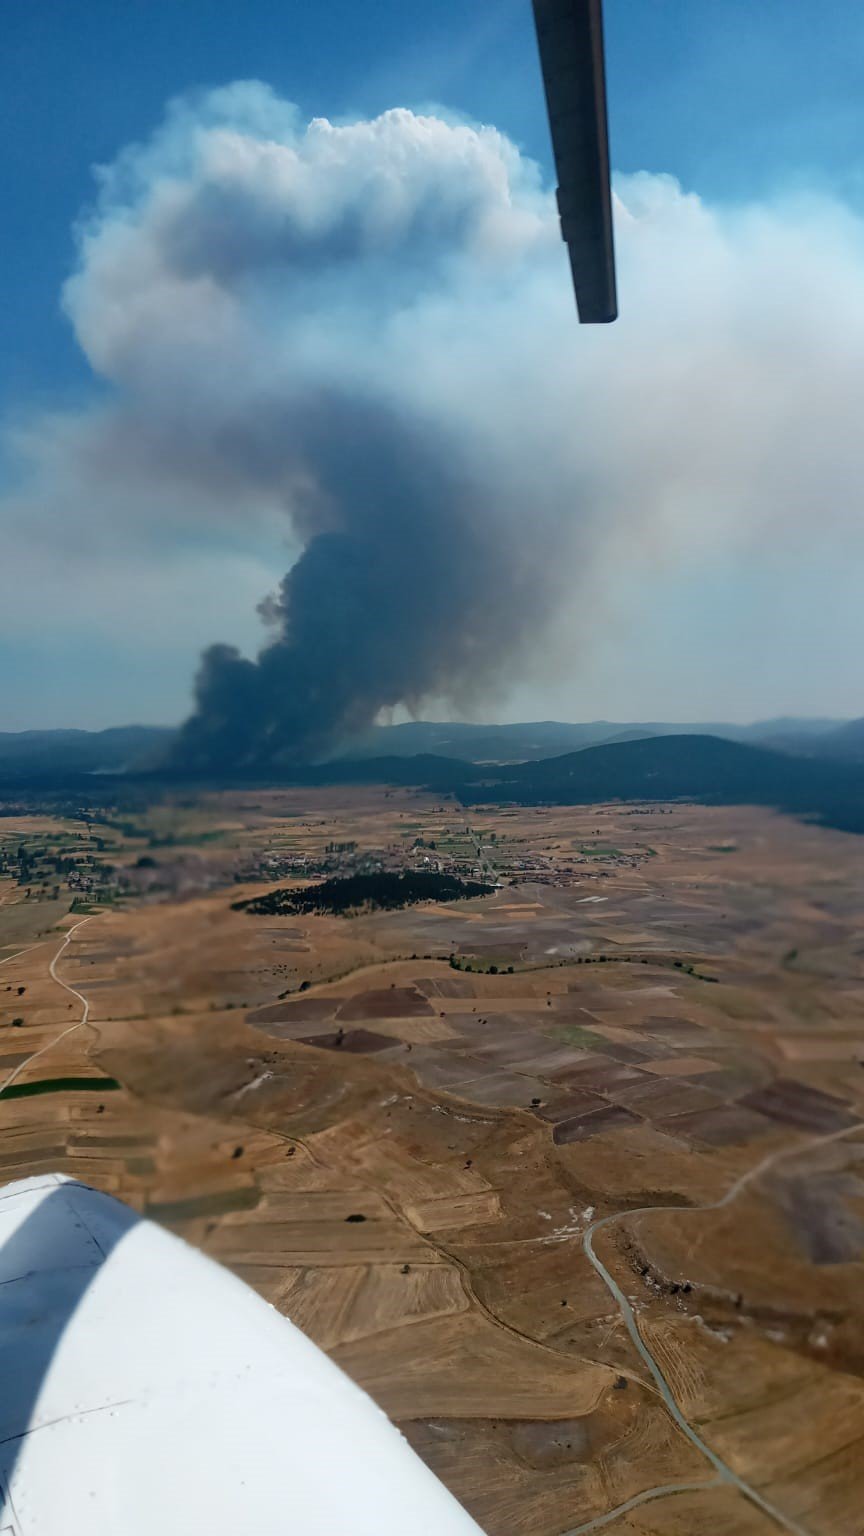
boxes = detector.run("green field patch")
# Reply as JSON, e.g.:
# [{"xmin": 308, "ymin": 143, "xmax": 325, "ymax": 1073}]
[
  {"xmin": 0, "ymin": 1076, "xmax": 121, "ymax": 1101},
  {"xmin": 553, "ymin": 1023, "xmax": 604, "ymax": 1048},
  {"xmin": 448, "ymin": 953, "xmax": 517, "ymax": 974},
  {"xmin": 710, "ymin": 989, "xmax": 758, "ymax": 1019},
  {"xmin": 150, "ymin": 828, "xmax": 228, "ymax": 847},
  {"xmin": 145, "ymin": 1186, "xmax": 259, "ymax": 1223}
]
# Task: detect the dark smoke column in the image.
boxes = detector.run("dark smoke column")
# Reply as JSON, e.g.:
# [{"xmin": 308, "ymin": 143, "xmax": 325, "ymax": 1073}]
[{"xmin": 172, "ymin": 398, "xmax": 541, "ymax": 770}]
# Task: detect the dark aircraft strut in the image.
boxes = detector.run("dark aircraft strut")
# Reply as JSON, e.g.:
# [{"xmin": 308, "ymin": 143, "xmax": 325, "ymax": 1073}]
[{"xmin": 532, "ymin": 0, "xmax": 617, "ymax": 322}]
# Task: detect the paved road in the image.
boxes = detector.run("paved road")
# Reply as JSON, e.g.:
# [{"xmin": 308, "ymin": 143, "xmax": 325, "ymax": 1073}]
[
  {"xmin": 569, "ymin": 1121, "xmax": 863, "ymax": 1536},
  {"xmin": 561, "ymin": 1477, "xmax": 722, "ymax": 1535}
]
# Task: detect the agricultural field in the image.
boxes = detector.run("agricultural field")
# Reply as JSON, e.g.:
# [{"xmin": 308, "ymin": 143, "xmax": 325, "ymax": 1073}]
[{"xmin": 2, "ymin": 786, "xmax": 864, "ymax": 1535}]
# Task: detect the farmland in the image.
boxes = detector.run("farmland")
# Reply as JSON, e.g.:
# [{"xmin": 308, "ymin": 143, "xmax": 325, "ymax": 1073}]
[{"xmin": 2, "ymin": 785, "xmax": 863, "ymax": 1534}]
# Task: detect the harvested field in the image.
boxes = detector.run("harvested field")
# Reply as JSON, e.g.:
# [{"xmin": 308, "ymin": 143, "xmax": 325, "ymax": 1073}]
[
  {"xmin": 336, "ymin": 986, "xmax": 434, "ymax": 1019},
  {"xmin": 552, "ymin": 1103, "xmax": 642, "ymax": 1145},
  {"xmin": 741, "ymin": 1079, "xmax": 857, "ymax": 1134},
  {"xmin": 660, "ymin": 1103, "xmax": 775, "ymax": 1147},
  {"xmin": 2, "ymin": 792, "xmax": 864, "ymax": 1531}
]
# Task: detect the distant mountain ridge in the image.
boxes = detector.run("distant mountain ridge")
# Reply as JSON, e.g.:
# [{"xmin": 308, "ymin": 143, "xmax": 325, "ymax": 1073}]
[
  {"xmin": 314, "ymin": 733, "xmax": 864, "ymax": 835},
  {"xmin": 0, "ymin": 727, "xmax": 860, "ymax": 834},
  {"xmin": 334, "ymin": 716, "xmax": 850, "ymax": 763},
  {"xmin": 0, "ymin": 716, "xmax": 856, "ymax": 777},
  {"xmin": 0, "ymin": 726, "xmax": 174, "ymax": 775},
  {"xmin": 765, "ymin": 717, "xmax": 864, "ymax": 764}
]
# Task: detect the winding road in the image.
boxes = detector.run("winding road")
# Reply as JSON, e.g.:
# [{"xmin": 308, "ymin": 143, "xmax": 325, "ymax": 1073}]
[
  {"xmin": 0, "ymin": 917, "xmax": 93, "ymax": 1097},
  {"xmin": 562, "ymin": 1477, "xmax": 723, "ymax": 1535},
  {"xmin": 3, "ymin": 916, "xmax": 859, "ymax": 1534},
  {"xmin": 563, "ymin": 1119, "xmax": 864, "ymax": 1536}
]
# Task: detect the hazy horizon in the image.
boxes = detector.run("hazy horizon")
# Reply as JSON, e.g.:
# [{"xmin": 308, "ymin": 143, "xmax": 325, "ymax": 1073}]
[
  {"xmin": 0, "ymin": 709, "xmax": 852, "ymax": 738},
  {"xmin": 4, "ymin": 2, "xmax": 864, "ymax": 735}
]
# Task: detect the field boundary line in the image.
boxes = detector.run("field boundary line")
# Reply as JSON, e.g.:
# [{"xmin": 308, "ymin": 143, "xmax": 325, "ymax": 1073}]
[
  {"xmin": 560, "ymin": 1476, "xmax": 722, "ymax": 1535},
  {"xmin": 0, "ymin": 917, "xmax": 95, "ymax": 1097},
  {"xmin": 581, "ymin": 1119, "xmax": 864, "ymax": 1536}
]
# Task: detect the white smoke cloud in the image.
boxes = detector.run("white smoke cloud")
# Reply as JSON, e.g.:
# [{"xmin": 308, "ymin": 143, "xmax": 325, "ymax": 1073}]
[{"xmin": 3, "ymin": 80, "xmax": 864, "ymax": 730}]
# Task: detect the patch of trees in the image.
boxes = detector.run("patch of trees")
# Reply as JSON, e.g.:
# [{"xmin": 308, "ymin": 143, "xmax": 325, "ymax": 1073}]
[{"xmin": 233, "ymin": 870, "xmax": 494, "ymax": 917}]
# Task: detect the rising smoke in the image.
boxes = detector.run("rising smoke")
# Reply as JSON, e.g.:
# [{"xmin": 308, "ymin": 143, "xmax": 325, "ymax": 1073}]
[
  {"xmin": 67, "ymin": 86, "xmax": 569, "ymax": 766},
  {"xmin": 5, "ymin": 83, "xmax": 864, "ymax": 733},
  {"xmin": 177, "ymin": 393, "xmax": 550, "ymax": 766}
]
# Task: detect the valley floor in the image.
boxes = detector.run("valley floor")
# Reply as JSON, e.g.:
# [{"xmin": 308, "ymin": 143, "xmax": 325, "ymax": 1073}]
[{"xmin": 2, "ymin": 790, "xmax": 864, "ymax": 1535}]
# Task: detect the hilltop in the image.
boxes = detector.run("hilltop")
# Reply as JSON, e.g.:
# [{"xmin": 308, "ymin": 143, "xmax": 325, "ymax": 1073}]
[
  {"xmin": 0, "ymin": 714, "xmax": 855, "ymax": 780},
  {"xmin": 309, "ymin": 733, "xmax": 864, "ymax": 835},
  {"xmin": 0, "ymin": 725, "xmax": 861, "ymax": 835}
]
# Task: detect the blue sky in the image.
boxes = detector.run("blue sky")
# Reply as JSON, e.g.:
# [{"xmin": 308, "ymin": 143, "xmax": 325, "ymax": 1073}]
[
  {"xmin": 3, "ymin": 1, "xmax": 864, "ymax": 728},
  {"xmin": 6, "ymin": 0, "xmax": 864, "ymax": 408}
]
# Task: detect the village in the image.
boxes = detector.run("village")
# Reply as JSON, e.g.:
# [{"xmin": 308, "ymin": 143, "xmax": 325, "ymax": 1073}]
[{"xmin": 0, "ymin": 793, "xmax": 658, "ymax": 917}]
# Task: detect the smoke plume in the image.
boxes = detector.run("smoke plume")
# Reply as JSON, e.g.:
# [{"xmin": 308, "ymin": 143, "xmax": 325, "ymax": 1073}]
[
  {"xmin": 5, "ymin": 82, "xmax": 864, "ymax": 732},
  {"xmin": 68, "ymin": 85, "xmax": 569, "ymax": 765},
  {"xmin": 177, "ymin": 393, "xmax": 553, "ymax": 765}
]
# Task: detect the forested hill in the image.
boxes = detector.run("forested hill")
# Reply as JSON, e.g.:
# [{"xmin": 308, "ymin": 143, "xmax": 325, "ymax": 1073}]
[
  {"xmin": 316, "ymin": 734, "xmax": 864, "ymax": 835},
  {"xmin": 1, "ymin": 714, "xmax": 855, "ymax": 779},
  {"xmin": 0, "ymin": 729, "xmax": 861, "ymax": 836},
  {"xmin": 0, "ymin": 726, "xmax": 173, "ymax": 775}
]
